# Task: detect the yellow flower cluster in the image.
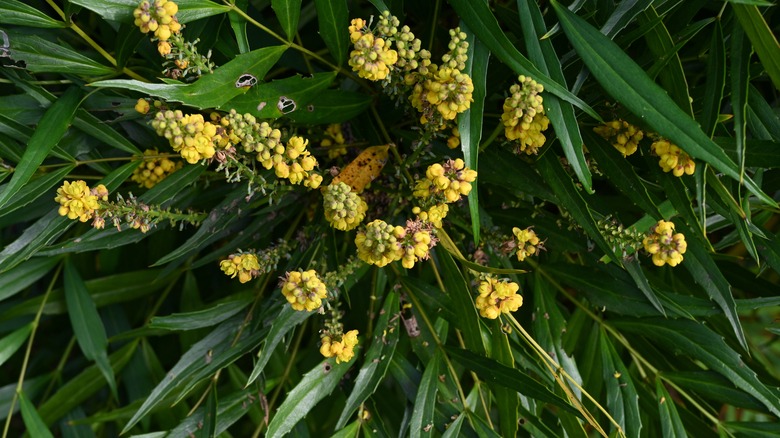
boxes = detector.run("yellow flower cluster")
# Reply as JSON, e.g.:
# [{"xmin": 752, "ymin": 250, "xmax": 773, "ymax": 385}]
[
  {"xmin": 151, "ymin": 110, "xmax": 219, "ymax": 164},
  {"xmin": 321, "ymin": 123, "xmax": 347, "ymax": 159},
  {"xmin": 323, "ymin": 182, "xmax": 368, "ymax": 231},
  {"xmin": 349, "ymin": 32, "xmax": 398, "ymax": 81},
  {"xmin": 265, "ymin": 136, "xmax": 322, "ymax": 187},
  {"xmin": 594, "ymin": 119, "xmax": 644, "ymax": 157},
  {"xmin": 55, "ymin": 180, "xmax": 107, "ymax": 222},
  {"xmin": 354, "ymin": 219, "xmax": 405, "ymax": 267},
  {"xmin": 220, "ymin": 253, "xmax": 260, "ymax": 284},
  {"xmin": 447, "ymin": 127, "xmax": 460, "ymax": 149},
  {"xmin": 320, "ymin": 330, "xmax": 359, "ymax": 364},
  {"xmin": 133, "ymin": 0, "xmax": 181, "ymax": 41},
  {"xmin": 475, "ymin": 276, "xmax": 523, "ymax": 319},
  {"xmin": 400, "ymin": 228, "xmax": 433, "ymax": 269},
  {"xmin": 651, "ymin": 139, "xmax": 695, "ymax": 177},
  {"xmin": 512, "ymin": 227, "xmax": 542, "ymax": 261},
  {"xmin": 280, "ymin": 270, "xmax": 328, "ymax": 312},
  {"xmin": 501, "ymin": 76, "xmax": 550, "ymax": 155},
  {"xmin": 413, "ymin": 158, "xmax": 477, "ymax": 203},
  {"xmin": 131, "ymin": 149, "xmax": 182, "ymax": 188},
  {"xmin": 643, "ymin": 220, "xmax": 687, "ymax": 267},
  {"xmin": 413, "ymin": 204, "xmax": 448, "ymax": 229}
]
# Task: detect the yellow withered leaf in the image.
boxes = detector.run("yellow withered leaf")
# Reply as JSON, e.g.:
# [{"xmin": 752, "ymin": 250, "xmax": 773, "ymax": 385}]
[{"xmin": 331, "ymin": 145, "xmax": 390, "ymax": 193}]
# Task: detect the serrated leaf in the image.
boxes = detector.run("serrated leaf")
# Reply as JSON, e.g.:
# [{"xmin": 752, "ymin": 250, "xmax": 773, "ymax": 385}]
[
  {"xmin": 19, "ymin": 391, "xmax": 54, "ymax": 438},
  {"xmin": 732, "ymin": 3, "xmax": 780, "ymax": 90},
  {"xmin": 0, "ymin": 322, "xmax": 32, "ymax": 367},
  {"xmin": 246, "ymin": 304, "xmax": 312, "ymax": 386},
  {"xmin": 336, "ymin": 292, "xmax": 399, "ymax": 428},
  {"xmin": 0, "ymin": 87, "xmax": 80, "ymax": 210},
  {"xmin": 0, "ymin": 0, "xmax": 65, "ymax": 28},
  {"xmin": 518, "ymin": 0, "xmax": 592, "ymax": 193},
  {"xmin": 656, "ymin": 378, "xmax": 687, "ymax": 438},
  {"xmin": 226, "ymin": 72, "xmax": 335, "ymax": 119},
  {"xmin": 551, "ymin": 1, "xmax": 775, "ymax": 207},
  {"xmin": 600, "ymin": 330, "xmax": 641, "ymax": 437},
  {"xmin": 449, "ymin": 0, "xmax": 600, "ymax": 121},
  {"xmin": 0, "ymin": 255, "xmax": 60, "ymax": 302},
  {"xmin": 286, "ymin": 90, "xmax": 372, "ymax": 125},
  {"xmin": 0, "ymin": 165, "xmax": 74, "ymax": 221},
  {"xmin": 458, "ymin": 22, "xmax": 488, "ymax": 242},
  {"xmin": 69, "ymin": 0, "xmax": 230, "ymax": 23},
  {"xmin": 91, "ymin": 45, "xmax": 287, "ymax": 110},
  {"xmin": 444, "ymin": 346, "xmax": 581, "ymax": 417},
  {"xmin": 38, "ymin": 341, "xmax": 136, "ymax": 427},
  {"xmin": 149, "ymin": 292, "xmax": 253, "ymax": 331},
  {"xmin": 0, "ymin": 161, "xmax": 138, "ymax": 274},
  {"xmin": 314, "ymin": 0, "xmax": 348, "ymax": 65},
  {"xmin": 679, "ymin": 222, "xmax": 746, "ymax": 350},
  {"xmin": 272, "ymin": 0, "xmax": 302, "ymax": 41},
  {"xmin": 7, "ymin": 34, "xmax": 114, "ymax": 76},
  {"xmin": 410, "ymin": 349, "xmax": 440, "ymax": 438},
  {"xmin": 266, "ymin": 356, "xmax": 355, "ymax": 437},
  {"xmin": 64, "ymin": 259, "xmax": 116, "ymax": 398},
  {"xmin": 615, "ymin": 318, "xmax": 780, "ymax": 416}
]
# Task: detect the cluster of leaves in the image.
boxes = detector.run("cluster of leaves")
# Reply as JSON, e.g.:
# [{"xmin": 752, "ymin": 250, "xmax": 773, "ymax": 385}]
[{"xmin": 1, "ymin": 0, "xmax": 779, "ymax": 437}]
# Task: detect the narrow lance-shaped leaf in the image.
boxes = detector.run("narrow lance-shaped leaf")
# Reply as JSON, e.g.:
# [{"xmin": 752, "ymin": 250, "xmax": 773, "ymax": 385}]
[
  {"xmin": 272, "ymin": 0, "xmax": 302, "ymax": 41},
  {"xmin": 314, "ymin": 0, "xmax": 348, "ymax": 65},
  {"xmin": 550, "ymin": 1, "xmax": 776, "ymax": 207},
  {"xmin": 266, "ymin": 356, "xmax": 355, "ymax": 437},
  {"xmin": 700, "ymin": 20, "xmax": 725, "ymax": 138},
  {"xmin": 0, "ymin": 322, "xmax": 32, "ymax": 367},
  {"xmin": 0, "ymin": 87, "xmax": 80, "ymax": 209},
  {"xmin": 656, "ymin": 378, "xmax": 687, "ymax": 438},
  {"xmin": 410, "ymin": 349, "xmax": 440, "ymax": 438},
  {"xmin": 458, "ymin": 22, "xmax": 489, "ymax": 242},
  {"xmin": 64, "ymin": 259, "xmax": 117, "ymax": 399},
  {"xmin": 732, "ymin": 3, "xmax": 780, "ymax": 91},
  {"xmin": 18, "ymin": 391, "xmax": 54, "ymax": 438},
  {"xmin": 450, "ymin": 0, "xmax": 600, "ymax": 121},
  {"xmin": 600, "ymin": 329, "xmax": 641, "ymax": 437},
  {"xmin": 518, "ymin": 0, "xmax": 592, "ymax": 193},
  {"xmin": 730, "ymin": 22, "xmax": 751, "ymax": 183},
  {"xmin": 0, "ymin": 0, "xmax": 65, "ymax": 28}
]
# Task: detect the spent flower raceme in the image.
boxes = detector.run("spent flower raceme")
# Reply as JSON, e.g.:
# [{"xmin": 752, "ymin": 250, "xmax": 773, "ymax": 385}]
[{"xmin": 643, "ymin": 220, "xmax": 687, "ymax": 267}]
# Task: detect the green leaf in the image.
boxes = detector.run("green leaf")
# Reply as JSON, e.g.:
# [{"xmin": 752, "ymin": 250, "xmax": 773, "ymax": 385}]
[
  {"xmin": 551, "ymin": 1, "xmax": 775, "ymax": 207},
  {"xmin": 121, "ymin": 319, "xmax": 241, "ymax": 433},
  {"xmin": 437, "ymin": 250, "xmax": 486, "ymax": 355},
  {"xmin": 623, "ymin": 258, "xmax": 665, "ymax": 316},
  {"xmin": 700, "ymin": 21, "xmax": 725, "ymax": 138},
  {"xmin": 664, "ymin": 370, "xmax": 767, "ymax": 411},
  {"xmin": 600, "ymin": 330, "xmax": 641, "ymax": 437},
  {"xmin": 0, "ymin": 165, "xmax": 75, "ymax": 221},
  {"xmin": 490, "ymin": 322, "xmax": 519, "ymax": 438},
  {"xmin": 450, "ymin": 0, "xmax": 600, "ymax": 121},
  {"xmin": 458, "ymin": 22, "xmax": 488, "ymax": 243},
  {"xmin": 286, "ymin": 90, "xmax": 372, "ymax": 125},
  {"xmin": 7, "ymin": 34, "xmax": 114, "ymax": 76},
  {"xmin": 69, "ymin": 0, "xmax": 230, "ymax": 23},
  {"xmin": 227, "ymin": 72, "xmax": 336, "ymax": 119},
  {"xmin": 165, "ymin": 387, "xmax": 257, "ymax": 437},
  {"xmin": 64, "ymin": 259, "xmax": 116, "ymax": 399},
  {"xmin": 0, "ymin": 0, "xmax": 65, "ymax": 28},
  {"xmin": 679, "ymin": 223, "xmax": 746, "ymax": 350},
  {"xmin": 0, "ymin": 87, "xmax": 80, "ymax": 210},
  {"xmin": 656, "ymin": 379, "xmax": 687, "ymax": 438},
  {"xmin": 640, "ymin": 6, "xmax": 693, "ymax": 115},
  {"xmin": 536, "ymin": 152, "xmax": 618, "ymax": 262},
  {"xmin": 91, "ymin": 45, "xmax": 287, "ymax": 110},
  {"xmin": 266, "ymin": 356, "xmax": 355, "ymax": 437},
  {"xmin": 731, "ymin": 22, "xmax": 751, "ymax": 183},
  {"xmin": 615, "ymin": 318, "xmax": 780, "ymax": 417},
  {"xmin": 38, "ymin": 341, "xmax": 136, "ymax": 427},
  {"xmin": 272, "ymin": 0, "xmax": 302, "ymax": 41},
  {"xmin": 228, "ymin": 1, "xmax": 250, "ymax": 54},
  {"xmin": 732, "ymin": 3, "xmax": 780, "ymax": 90},
  {"xmin": 149, "ymin": 292, "xmax": 254, "ymax": 331},
  {"xmin": 314, "ymin": 0, "xmax": 348, "ymax": 65},
  {"xmin": 0, "ymin": 255, "xmax": 60, "ymax": 302},
  {"xmin": 517, "ymin": 0, "xmax": 592, "ymax": 193},
  {"xmin": 0, "ymin": 323, "xmax": 32, "ymax": 367},
  {"xmin": 19, "ymin": 391, "xmax": 54, "ymax": 438},
  {"xmin": 410, "ymin": 349, "xmax": 440, "ymax": 438},
  {"xmin": 246, "ymin": 304, "xmax": 312, "ymax": 386},
  {"xmin": 336, "ymin": 292, "xmax": 399, "ymax": 428},
  {"xmin": 444, "ymin": 346, "xmax": 581, "ymax": 417}
]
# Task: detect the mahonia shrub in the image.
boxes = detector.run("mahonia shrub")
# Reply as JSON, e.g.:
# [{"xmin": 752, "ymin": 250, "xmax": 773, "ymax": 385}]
[{"xmin": 1, "ymin": 1, "xmax": 779, "ymax": 437}]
